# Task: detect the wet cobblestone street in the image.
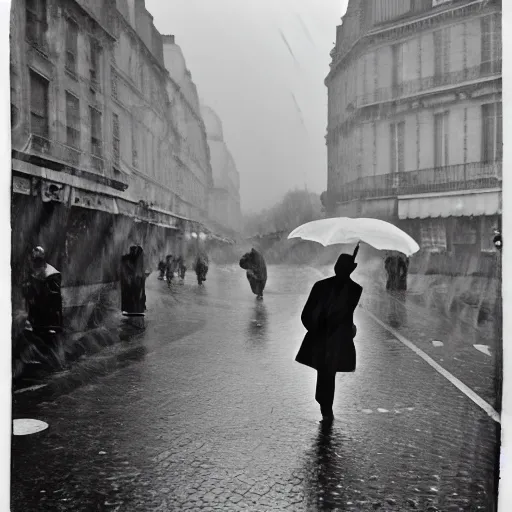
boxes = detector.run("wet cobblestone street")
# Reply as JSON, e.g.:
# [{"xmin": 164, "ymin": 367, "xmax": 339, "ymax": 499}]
[{"xmin": 12, "ymin": 265, "xmax": 500, "ymax": 511}]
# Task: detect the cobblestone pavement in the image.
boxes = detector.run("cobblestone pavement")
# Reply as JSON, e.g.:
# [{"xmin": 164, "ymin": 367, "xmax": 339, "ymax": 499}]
[{"xmin": 12, "ymin": 265, "xmax": 500, "ymax": 511}]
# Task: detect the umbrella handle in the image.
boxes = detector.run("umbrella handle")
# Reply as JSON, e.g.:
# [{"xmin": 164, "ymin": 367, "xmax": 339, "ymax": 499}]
[{"xmin": 353, "ymin": 242, "xmax": 360, "ymax": 259}]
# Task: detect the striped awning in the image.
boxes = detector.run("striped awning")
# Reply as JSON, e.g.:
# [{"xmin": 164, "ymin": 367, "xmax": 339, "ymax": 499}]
[{"xmin": 398, "ymin": 190, "xmax": 501, "ymax": 219}]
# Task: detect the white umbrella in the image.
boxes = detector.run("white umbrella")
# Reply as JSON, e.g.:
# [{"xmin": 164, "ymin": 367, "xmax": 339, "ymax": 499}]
[{"xmin": 288, "ymin": 217, "xmax": 420, "ymax": 257}]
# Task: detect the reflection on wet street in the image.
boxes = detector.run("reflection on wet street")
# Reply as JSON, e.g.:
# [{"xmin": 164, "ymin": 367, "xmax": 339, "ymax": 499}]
[{"xmin": 12, "ymin": 265, "xmax": 499, "ymax": 511}]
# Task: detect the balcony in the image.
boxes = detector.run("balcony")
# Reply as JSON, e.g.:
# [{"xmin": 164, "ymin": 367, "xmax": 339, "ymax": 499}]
[
  {"xmin": 357, "ymin": 60, "xmax": 502, "ymax": 108},
  {"xmin": 398, "ymin": 161, "xmax": 502, "ymax": 195},
  {"xmin": 333, "ymin": 162, "xmax": 502, "ymax": 204},
  {"xmin": 29, "ymin": 134, "xmax": 81, "ymax": 167},
  {"xmin": 17, "ymin": 134, "xmax": 128, "ymax": 191}
]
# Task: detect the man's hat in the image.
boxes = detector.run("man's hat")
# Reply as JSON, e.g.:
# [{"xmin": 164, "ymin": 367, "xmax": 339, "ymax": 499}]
[
  {"xmin": 32, "ymin": 246, "xmax": 45, "ymax": 260},
  {"xmin": 334, "ymin": 253, "xmax": 357, "ymax": 275}
]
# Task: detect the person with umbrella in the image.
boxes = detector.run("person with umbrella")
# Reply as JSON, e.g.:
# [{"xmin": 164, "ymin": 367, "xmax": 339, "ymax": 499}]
[
  {"xmin": 288, "ymin": 217, "xmax": 420, "ymax": 422},
  {"xmin": 295, "ymin": 245, "xmax": 362, "ymax": 423}
]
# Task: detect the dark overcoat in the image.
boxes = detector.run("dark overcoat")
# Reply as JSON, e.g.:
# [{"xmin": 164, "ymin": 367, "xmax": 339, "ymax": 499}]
[{"xmin": 295, "ymin": 276, "xmax": 362, "ymax": 374}]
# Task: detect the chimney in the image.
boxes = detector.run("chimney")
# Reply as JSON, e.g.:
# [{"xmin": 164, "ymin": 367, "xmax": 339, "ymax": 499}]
[{"xmin": 162, "ymin": 34, "xmax": 175, "ymax": 44}]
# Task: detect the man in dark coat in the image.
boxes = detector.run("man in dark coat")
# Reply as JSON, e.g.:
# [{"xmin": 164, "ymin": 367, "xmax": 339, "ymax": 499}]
[
  {"xmin": 194, "ymin": 252, "xmax": 209, "ymax": 285},
  {"xmin": 295, "ymin": 248, "xmax": 363, "ymax": 422},
  {"xmin": 239, "ymin": 248, "xmax": 267, "ymax": 299},
  {"xmin": 121, "ymin": 246, "xmax": 146, "ymax": 314},
  {"xmin": 22, "ymin": 246, "xmax": 63, "ymax": 334}
]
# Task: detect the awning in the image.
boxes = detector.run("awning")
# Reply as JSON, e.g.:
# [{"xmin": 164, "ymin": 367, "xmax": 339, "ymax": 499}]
[
  {"xmin": 398, "ymin": 190, "xmax": 501, "ymax": 219},
  {"xmin": 70, "ymin": 188, "xmax": 119, "ymax": 215}
]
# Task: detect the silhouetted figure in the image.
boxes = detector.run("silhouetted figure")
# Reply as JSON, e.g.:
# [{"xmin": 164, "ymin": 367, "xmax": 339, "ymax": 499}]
[
  {"xmin": 157, "ymin": 259, "xmax": 166, "ymax": 280},
  {"xmin": 165, "ymin": 254, "xmax": 176, "ymax": 284},
  {"xmin": 22, "ymin": 246, "xmax": 63, "ymax": 334},
  {"xmin": 194, "ymin": 252, "xmax": 209, "ymax": 285},
  {"xmin": 121, "ymin": 246, "xmax": 146, "ymax": 315},
  {"xmin": 296, "ymin": 247, "xmax": 363, "ymax": 423},
  {"xmin": 385, "ymin": 252, "xmax": 408, "ymax": 291},
  {"xmin": 176, "ymin": 256, "xmax": 187, "ymax": 280},
  {"xmin": 239, "ymin": 248, "xmax": 267, "ymax": 300}
]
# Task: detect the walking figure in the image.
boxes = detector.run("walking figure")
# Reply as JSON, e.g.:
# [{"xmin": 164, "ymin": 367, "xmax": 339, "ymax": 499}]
[
  {"xmin": 165, "ymin": 254, "xmax": 176, "ymax": 285},
  {"xmin": 120, "ymin": 246, "xmax": 146, "ymax": 315},
  {"xmin": 295, "ymin": 246, "xmax": 363, "ymax": 423},
  {"xmin": 176, "ymin": 256, "xmax": 187, "ymax": 281},
  {"xmin": 239, "ymin": 248, "xmax": 267, "ymax": 300},
  {"xmin": 385, "ymin": 251, "xmax": 408, "ymax": 291},
  {"xmin": 194, "ymin": 252, "xmax": 209, "ymax": 285},
  {"xmin": 157, "ymin": 259, "xmax": 166, "ymax": 280},
  {"xmin": 22, "ymin": 246, "xmax": 63, "ymax": 335}
]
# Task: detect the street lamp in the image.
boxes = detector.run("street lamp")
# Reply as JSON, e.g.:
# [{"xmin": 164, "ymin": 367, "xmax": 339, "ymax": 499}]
[{"xmin": 493, "ymin": 229, "xmax": 502, "ymax": 250}]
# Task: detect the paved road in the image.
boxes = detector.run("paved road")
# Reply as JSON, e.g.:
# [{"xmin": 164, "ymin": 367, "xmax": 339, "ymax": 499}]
[{"xmin": 12, "ymin": 265, "xmax": 500, "ymax": 511}]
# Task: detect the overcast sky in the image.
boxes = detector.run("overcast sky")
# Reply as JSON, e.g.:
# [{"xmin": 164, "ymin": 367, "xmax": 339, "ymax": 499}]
[{"xmin": 146, "ymin": 0, "xmax": 349, "ymax": 213}]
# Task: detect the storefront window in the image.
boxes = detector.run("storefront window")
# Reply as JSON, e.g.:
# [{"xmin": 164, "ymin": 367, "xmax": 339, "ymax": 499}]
[{"xmin": 420, "ymin": 219, "xmax": 447, "ymax": 253}]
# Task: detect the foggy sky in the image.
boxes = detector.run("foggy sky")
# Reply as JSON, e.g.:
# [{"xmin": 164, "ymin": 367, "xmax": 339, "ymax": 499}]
[{"xmin": 146, "ymin": 0, "xmax": 349, "ymax": 213}]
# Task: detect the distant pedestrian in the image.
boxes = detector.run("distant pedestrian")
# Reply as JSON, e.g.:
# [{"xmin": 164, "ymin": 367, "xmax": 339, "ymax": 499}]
[
  {"xmin": 165, "ymin": 254, "xmax": 176, "ymax": 284},
  {"xmin": 157, "ymin": 259, "xmax": 166, "ymax": 280},
  {"xmin": 177, "ymin": 256, "xmax": 187, "ymax": 281},
  {"xmin": 295, "ymin": 247, "xmax": 363, "ymax": 423},
  {"xmin": 239, "ymin": 248, "xmax": 267, "ymax": 300},
  {"xmin": 385, "ymin": 252, "xmax": 408, "ymax": 291},
  {"xmin": 22, "ymin": 246, "xmax": 63, "ymax": 334},
  {"xmin": 194, "ymin": 252, "xmax": 209, "ymax": 285},
  {"xmin": 121, "ymin": 245, "xmax": 146, "ymax": 315}
]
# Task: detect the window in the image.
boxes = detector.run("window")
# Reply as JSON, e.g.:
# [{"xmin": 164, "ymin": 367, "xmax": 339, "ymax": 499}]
[
  {"xmin": 390, "ymin": 121, "xmax": 405, "ymax": 174},
  {"xmin": 89, "ymin": 107, "xmax": 102, "ymax": 157},
  {"xmin": 112, "ymin": 113, "xmax": 120, "ymax": 169},
  {"xmin": 11, "ymin": 68, "xmax": 18, "ymax": 129},
  {"xmin": 30, "ymin": 70, "xmax": 49, "ymax": 138},
  {"xmin": 90, "ymin": 38, "xmax": 101, "ymax": 86},
  {"xmin": 433, "ymin": 28, "xmax": 450, "ymax": 84},
  {"xmin": 65, "ymin": 18, "xmax": 78, "ymax": 74},
  {"xmin": 26, "ymin": 0, "xmax": 47, "ymax": 50},
  {"xmin": 482, "ymin": 103, "xmax": 502, "ymax": 163},
  {"xmin": 452, "ymin": 218, "xmax": 478, "ymax": 245},
  {"xmin": 481, "ymin": 15, "xmax": 501, "ymax": 74},
  {"xmin": 111, "ymin": 68, "xmax": 118, "ymax": 99},
  {"xmin": 65, "ymin": 92, "xmax": 80, "ymax": 148},
  {"xmin": 392, "ymin": 43, "xmax": 403, "ymax": 89},
  {"xmin": 132, "ymin": 122, "xmax": 138, "ymax": 168},
  {"xmin": 434, "ymin": 111, "xmax": 449, "ymax": 167},
  {"xmin": 420, "ymin": 219, "xmax": 447, "ymax": 253}
]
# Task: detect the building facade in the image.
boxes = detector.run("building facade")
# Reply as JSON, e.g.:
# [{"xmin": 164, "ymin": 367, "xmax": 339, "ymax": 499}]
[
  {"xmin": 201, "ymin": 105, "xmax": 242, "ymax": 236},
  {"xmin": 10, "ymin": 0, "xmax": 217, "ymax": 312},
  {"xmin": 324, "ymin": 0, "xmax": 502, "ymax": 274}
]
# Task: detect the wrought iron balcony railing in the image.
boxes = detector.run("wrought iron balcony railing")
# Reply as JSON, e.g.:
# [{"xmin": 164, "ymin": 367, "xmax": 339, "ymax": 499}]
[
  {"xmin": 22, "ymin": 134, "xmax": 127, "ymax": 188},
  {"xmin": 356, "ymin": 60, "xmax": 502, "ymax": 108},
  {"xmin": 398, "ymin": 161, "xmax": 502, "ymax": 195},
  {"xmin": 333, "ymin": 161, "xmax": 502, "ymax": 204}
]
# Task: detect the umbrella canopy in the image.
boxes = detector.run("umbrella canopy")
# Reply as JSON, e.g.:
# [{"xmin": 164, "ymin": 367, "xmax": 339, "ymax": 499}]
[{"xmin": 288, "ymin": 217, "xmax": 420, "ymax": 257}]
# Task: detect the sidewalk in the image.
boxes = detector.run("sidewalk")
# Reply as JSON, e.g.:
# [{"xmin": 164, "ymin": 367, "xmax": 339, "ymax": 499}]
[{"xmin": 360, "ymin": 261, "xmax": 499, "ymax": 340}]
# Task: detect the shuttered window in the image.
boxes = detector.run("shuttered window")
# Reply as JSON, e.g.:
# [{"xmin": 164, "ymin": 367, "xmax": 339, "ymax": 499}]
[
  {"xmin": 30, "ymin": 70, "xmax": 49, "ymax": 138},
  {"xmin": 482, "ymin": 103, "xmax": 502, "ymax": 163},
  {"xmin": 390, "ymin": 121, "xmax": 405, "ymax": 174},
  {"xmin": 65, "ymin": 92, "xmax": 80, "ymax": 148},
  {"xmin": 89, "ymin": 107, "xmax": 102, "ymax": 157}
]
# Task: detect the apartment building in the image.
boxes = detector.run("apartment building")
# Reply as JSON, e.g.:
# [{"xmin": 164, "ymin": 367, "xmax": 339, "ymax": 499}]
[
  {"xmin": 201, "ymin": 105, "xmax": 242, "ymax": 237},
  {"xmin": 11, "ymin": 0, "xmax": 218, "ymax": 308},
  {"xmin": 324, "ymin": 0, "xmax": 501, "ymax": 274}
]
